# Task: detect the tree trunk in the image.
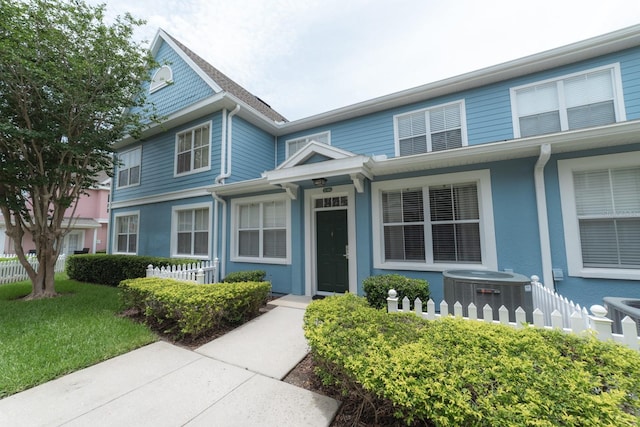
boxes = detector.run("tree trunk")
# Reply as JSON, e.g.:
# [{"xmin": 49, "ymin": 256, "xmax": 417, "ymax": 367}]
[{"xmin": 24, "ymin": 243, "xmax": 59, "ymax": 300}]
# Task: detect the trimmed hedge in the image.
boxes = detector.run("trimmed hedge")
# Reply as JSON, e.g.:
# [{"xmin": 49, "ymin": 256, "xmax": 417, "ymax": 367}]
[
  {"xmin": 304, "ymin": 294, "xmax": 640, "ymax": 426},
  {"xmin": 362, "ymin": 274, "xmax": 430, "ymax": 309},
  {"xmin": 66, "ymin": 254, "xmax": 196, "ymax": 286},
  {"xmin": 222, "ymin": 270, "xmax": 266, "ymax": 283},
  {"xmin": 119, "ymin": 277, "xmax": 271, "ymax": 339}
]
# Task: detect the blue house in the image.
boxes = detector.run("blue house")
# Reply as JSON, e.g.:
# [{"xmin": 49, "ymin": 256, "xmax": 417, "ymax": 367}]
[{"xmin": 110, "ymin": 26, "xmax": 640, "ymax": 308}]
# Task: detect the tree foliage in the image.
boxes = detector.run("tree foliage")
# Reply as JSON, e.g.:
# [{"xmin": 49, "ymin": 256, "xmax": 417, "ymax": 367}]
[{"xmin": 0, "ymin": 0, "xmax": 155, "ymax": 298}]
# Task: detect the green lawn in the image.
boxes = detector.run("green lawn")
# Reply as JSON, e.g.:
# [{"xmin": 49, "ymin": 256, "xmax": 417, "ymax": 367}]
[{"xmin": 0, "ymin": 275, "xmax": 157, "ymax": 398}]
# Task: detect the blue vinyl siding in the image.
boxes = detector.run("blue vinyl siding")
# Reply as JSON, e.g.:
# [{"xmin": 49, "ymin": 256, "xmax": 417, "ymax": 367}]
[
  {"xmin": 227, "ymin": 117, "xmax": 276, "ymax": 183},
  {"xmin": 113, "ymin": 113, "xmax": 223, "ymax": 202},
  {"xmin": 111, "ymin": 196, "xmax": 212, "ymax": 258},
  {"xmin": 276, "ymin": 46, "xmax": 640, "ymax": 165},
  {"xmin": 137, "ymin": 40, "xmax": 215, "ymax": 119}
]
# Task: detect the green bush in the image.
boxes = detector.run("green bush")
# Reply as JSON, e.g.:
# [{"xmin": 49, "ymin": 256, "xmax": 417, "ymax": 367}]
[
  {"xmin": 362, "ymin": 274, "xmax": 429, "ymax": 309},
  {"xmin": 119, "ymin": 277, "xmax": 271, "ymax": 339},
  {"xmin": 222, "ymin": 270, "xmax": 266, "ymax": 283},
  {"xmin": 66, "ymin": 254, "xmax": 196, "ymax": 286},
  {"xmin": 304, "ymin": 294, "xmax": 640, "ymax": 426}
]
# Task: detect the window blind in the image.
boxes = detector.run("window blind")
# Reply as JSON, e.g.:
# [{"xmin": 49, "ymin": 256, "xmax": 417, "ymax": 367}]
[{"xmin": 574, "ymin": 167, "xmax": 640, "ymax": 268}]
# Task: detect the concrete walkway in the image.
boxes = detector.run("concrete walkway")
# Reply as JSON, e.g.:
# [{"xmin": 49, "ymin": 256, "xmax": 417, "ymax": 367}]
[{"xmin": 0, "ymin": 295, "xmax": 340, "ymax": 427}]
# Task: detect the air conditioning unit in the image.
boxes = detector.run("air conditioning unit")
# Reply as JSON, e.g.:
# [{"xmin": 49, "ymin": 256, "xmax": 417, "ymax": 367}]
[
  {"xmin": 603, "ymin": 297, "xmax": 640, "ymax": 335},
  {"xmin": 443, "ymin": 270, "xmax": 533, "ymax": 323}
]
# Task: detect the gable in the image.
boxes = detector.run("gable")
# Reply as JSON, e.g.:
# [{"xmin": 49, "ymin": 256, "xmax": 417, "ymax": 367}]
[
  {"xmin": 143, "ymin": 39, "xmax": 216, "ymax": 118},
  {"xmin": 277, "ymin": 141, "xmax": 355, "ymax": 170}
]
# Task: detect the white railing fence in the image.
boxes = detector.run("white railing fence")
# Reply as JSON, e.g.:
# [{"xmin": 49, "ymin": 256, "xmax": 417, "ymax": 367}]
[
  {"xmin": 0, "ymin": 255, "xmax": 67, "ymax": 285},
  {"xmin": 146, "ymin": 258, "xmax": 219, "ymax": 284},
  {"xmin": 387, "ymin": 287, "xmax": 639, "ymax": 352},
  {"xmin": 530, "ymin": 275, "xmax": 590, "ymax": 330}
]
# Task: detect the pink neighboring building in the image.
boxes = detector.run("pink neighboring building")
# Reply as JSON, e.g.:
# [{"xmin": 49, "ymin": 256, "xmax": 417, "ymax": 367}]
[{"xmin": 0, "ymin": 175, "xmax": 111, "ymax": 255}]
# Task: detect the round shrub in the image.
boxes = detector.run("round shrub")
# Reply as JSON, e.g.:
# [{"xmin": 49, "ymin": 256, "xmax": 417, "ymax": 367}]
[{"xmin": 362, "ymin": 274, "xmax": 429, "ymax": 309}]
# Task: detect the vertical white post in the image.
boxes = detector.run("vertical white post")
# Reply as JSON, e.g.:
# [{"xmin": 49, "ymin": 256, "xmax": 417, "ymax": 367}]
[
  {"xmin": 146, "ymin": 264, "xmax": 154, "ymax": 278},
  {"xmin": 196, "ymin": 268, "xmax": 205, "ymax": 284},
  {"xmin": 620, "ymin": 316, "xmax": 639, "ymax": 351},
  {"xmin": 387, "ymin": 289, "xmax": 398, "ymax": 313},
  {"xmin": 589, "ymin": 305, "xmax": 613, "ymax": 342},
  {"xmin": 213, "ymin": 257, "xmax": 220, "ymax": 283}
]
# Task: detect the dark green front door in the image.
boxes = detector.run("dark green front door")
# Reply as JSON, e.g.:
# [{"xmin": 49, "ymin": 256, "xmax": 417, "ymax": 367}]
[{"xmin": 316, "ymin": 209, "xmax": 349, "ymax": 293}]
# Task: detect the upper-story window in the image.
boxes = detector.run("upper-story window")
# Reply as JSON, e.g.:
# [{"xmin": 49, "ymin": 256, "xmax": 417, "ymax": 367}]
[
  {"xmin": 117, "ymin": 148, "xmax": 141, "ymax": 188},
  {"xmin": 175, "ymin": 122, "xmax": 211, "ymax": 176},
  {"xmin": 149, "ymin": 65, "xmax": 173, "ymax": 93},
  {"xmin": 394, "ymin": 100, "xmax": 467, "ymax": 157},
  {"xmin": 511, "ymin": 64, "xmax": 625, "ymax": 138},
  {"xmin": 286, "ymin": 131, "xmax": 330, "ymax": 159}
]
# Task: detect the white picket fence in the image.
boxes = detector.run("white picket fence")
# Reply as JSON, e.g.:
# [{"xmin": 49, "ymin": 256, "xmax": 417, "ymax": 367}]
[
  {"xmin": 0, "ymin": 255, "xmax": 67, "ymax": 285},
  {"xmin": 146, "ymin": 259, "xmax": 218, "ymax": 284},
  {"xmin": 387, "ymin": 279, "xmax": 640, "ymax": 352}
]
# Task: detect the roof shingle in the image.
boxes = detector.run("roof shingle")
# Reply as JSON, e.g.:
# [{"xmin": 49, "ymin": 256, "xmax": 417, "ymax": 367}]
[{"xmin": 165, "ymin": 33, "xmax": 287, "ymax": 123}]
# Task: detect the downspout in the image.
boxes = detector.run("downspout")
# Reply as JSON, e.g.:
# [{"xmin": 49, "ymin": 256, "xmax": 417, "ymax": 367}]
[
  {"xmin": 534, "ymin": 143, "xmax": 553, "ymax": 289},
  {"xmin": 211, "ymin": 192, "xmax": 226, "ymax": 281},
  {"xmin": 212, "ymin": 105, "xmax": 240, "ymax": 282}
]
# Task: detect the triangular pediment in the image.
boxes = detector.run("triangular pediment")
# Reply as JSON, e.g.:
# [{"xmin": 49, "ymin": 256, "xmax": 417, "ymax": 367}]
[{"xmin": 277, "ymin": 141, "xmax": 356, "ymax": 170}]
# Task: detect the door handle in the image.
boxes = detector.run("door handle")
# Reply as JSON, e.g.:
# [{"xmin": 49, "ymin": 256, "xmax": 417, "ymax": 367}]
[{"xmin": 343, "ymin": 245, "xmax": 349, "ymax": 259}]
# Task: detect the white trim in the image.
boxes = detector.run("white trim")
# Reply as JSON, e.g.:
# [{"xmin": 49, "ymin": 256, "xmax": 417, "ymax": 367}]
[
  {"xmin": 392, "ymin": 99, "xmax": 468, "ymax": 157},
  {"xmin": 558, "ymin": 151, "xmax": 640, "ymax": 280},
  {"xmin": 278, "ymin": 140, "xmax": 352, "ymax": 170},
  {"xmin": 174, "ymin": 120, "xmax": 213, "ymax": 177},
  {"xmin": 110, "ymin": 186, "xmax": 213, "ymax": 209},
  {"xmin": 285, "ymin": 131, "xmax": 331, "ymax": 159},
  {"xmin": 170, "ymin": 201, "xmax": 213, "ymax": 259},
  {"xmin": 230, "ymin": 193, "xmax": 291, "ymax": 265},
  {"xmin": 371, "ymin": 170, "xmax": 497, "ymax": 271},
  {"xmin": 112, "ymin": 210, "xmax": 140, "ymax": 255},
  {"xmin": 149, "ymin": 65, "xmax": 173, "ymax": 93},
  {"xmin": 265, "ymin": 155, "xmax": 374, "ymax": 185},
  {"xmin": 510, "ymin": 63, "xmax": 625, "ymax": 138},
  {"xmin": 304, "ymin": 185, "xmax": 357, "ymax": 296}
]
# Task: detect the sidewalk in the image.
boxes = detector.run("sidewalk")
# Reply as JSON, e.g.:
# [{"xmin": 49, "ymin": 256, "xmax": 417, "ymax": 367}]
[{"xmin": 0, "ymin": 295, "xmax": 340, "ymax": 427}]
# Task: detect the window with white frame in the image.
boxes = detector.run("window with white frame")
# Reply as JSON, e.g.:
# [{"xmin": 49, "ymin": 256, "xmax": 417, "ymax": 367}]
[
  {"xmin": 394, "ymin": 101, "xmax": 466, "ymax": 157},
  {"xmin": 232, "ymin": 196, "xmax": 290, "ymax": 263},
  {"xmin": 114, "ymin": 212, "xmax": 138, "ymax": 254},
  {"xmin": 511, "ymin": 64, "xmax": 625, "ymax": 138},
  {"xmin": 172, "ymin": 203, "xmax": 210, "ymax": 257},
  {"xmin": 117, "ymin": 148, "xmax": 141, "ymax": 188},
  {"xmin": 559, "ymin": 152, "xmax": 640, "ymax": 279},
  {"xmin": 175, "ymin": 122, "xmax": 211, "ymax": 175},
  {"xmin": 286, "ymin": 131, "xmax": 330, "ymax": 159},
  {"xmin": 149, "ymin": 65, "xmax": 173, "ymax": 93},
  {"xmin": 372, "ymin": 171, "xmax": 496, "ymax": 270}
]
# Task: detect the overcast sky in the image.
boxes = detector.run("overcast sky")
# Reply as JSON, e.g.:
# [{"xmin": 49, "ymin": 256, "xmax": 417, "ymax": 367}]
[{"xmin": 90, "ymin": 0, "xmax": 640, "ymax": 121}]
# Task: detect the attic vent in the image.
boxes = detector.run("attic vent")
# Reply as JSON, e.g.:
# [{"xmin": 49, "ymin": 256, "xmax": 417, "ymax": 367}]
[{"xmin": 150, "ymin": 65, "xmax": 173, "ymax": 93}]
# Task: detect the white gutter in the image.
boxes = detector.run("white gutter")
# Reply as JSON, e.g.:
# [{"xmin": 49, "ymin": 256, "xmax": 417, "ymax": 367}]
[
  {"xmin": 534, "ymin": 144, "xmax": 553, "ymax": 289},
  {"xmin": 215, "ymin": 105, "xmax": 240, "ymax": 184},
  {"xmin": 210, "ymin": 192, "xmax": 226, "ymax": 281},
  {"xmin": 211, "ymin": 104, "xmax": 240, "ymax": 281}
]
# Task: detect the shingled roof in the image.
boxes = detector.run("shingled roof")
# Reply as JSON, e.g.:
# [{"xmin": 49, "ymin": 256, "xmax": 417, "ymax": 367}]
[{"xmin": 165, "ymin": 33, "xmax": 287, "ymax": 123}]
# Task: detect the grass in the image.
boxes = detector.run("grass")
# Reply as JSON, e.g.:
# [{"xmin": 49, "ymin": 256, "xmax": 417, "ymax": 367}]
[{"xmin": 0, "ymin": 274, "xmax": 157, "ymax": 398}]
